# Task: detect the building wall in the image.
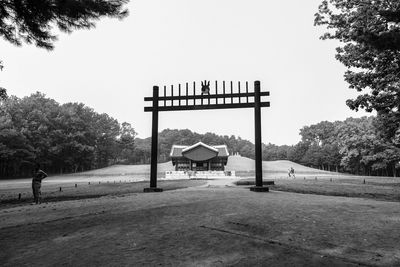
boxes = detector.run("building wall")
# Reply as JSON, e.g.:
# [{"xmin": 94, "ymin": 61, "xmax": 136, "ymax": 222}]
[{"xmin": 173, "ymin": 157, "xmax": 227, "ymax": 171}]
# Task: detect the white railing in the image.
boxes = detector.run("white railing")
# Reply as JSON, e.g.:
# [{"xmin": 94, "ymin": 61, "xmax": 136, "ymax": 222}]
[{"xmin": 164, "ymin": 170, "xmax": 236, "ymax": 179}]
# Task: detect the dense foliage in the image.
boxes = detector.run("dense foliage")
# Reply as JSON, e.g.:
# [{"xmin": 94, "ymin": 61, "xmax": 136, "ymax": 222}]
[
  {"xmin": 0, "ymin": 0, "xmax": 129, "ymax": 50},
  {"xmin": 0, "ymin": 60, "xmax": 5, "ymax": 101},
  {"xmin": 0, "ymin": 0, "xmax": 129, "ymax": 97},
  {"xmin": 131, "ymin": 117, "xmax": 400, "ymax": 177},
  {"xmin": 315, "ymin": 0, "xmax": 400, "ymax": 148},
  {"xmin": 288, "ymin": 117, "xmax": 400, "ymax": 176},
  {"xmin": 0, "ymin": 92, "xmax": 136, "ymax": 177}
]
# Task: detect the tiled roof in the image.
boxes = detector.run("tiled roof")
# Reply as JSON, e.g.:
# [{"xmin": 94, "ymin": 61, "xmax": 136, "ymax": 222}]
[
  {"xmin": 170, "ymin": 142, "xmax": 229, "ymax": 158},
  {"xmin": 182, "ymin": 142, "xmax": 218, "ymax": 153},
  {"xmin": 170, "ymin": 145, "xmax": 187, "ymax": 157},
  {"xmin": 214, "ymin": 145, "xmax": 229, "ymax": 157}
]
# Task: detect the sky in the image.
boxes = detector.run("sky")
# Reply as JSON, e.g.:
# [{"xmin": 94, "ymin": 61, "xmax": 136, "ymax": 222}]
[{"xmin": 0, "ymin": 0, "xmax": 369, "ymax": 145}]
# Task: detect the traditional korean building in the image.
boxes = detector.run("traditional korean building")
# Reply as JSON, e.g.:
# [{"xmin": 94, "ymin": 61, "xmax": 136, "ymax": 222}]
[{"xmin": 170, "ymin": 142, "xmax": 229, "ymax": 171}]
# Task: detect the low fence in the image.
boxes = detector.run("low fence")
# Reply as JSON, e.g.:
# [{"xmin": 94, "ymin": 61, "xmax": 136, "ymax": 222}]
[{"xmin": 165, "ymin": 170, "xmax": 236, "ymax": 179}]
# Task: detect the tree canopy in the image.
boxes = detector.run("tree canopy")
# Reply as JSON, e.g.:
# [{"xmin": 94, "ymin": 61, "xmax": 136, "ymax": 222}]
[
  {"xmin": 0, "ymin": 0, "xmax": 129, "ymax": 50},
  {"xmin": 0, "ymin": 0, "xmax": 129, "ymax": 98},
  {"xmin": 0, "ymin": 60, "xmax": 6, "ymax": 100},
  {"xmin": 0, "ymin": 87, "xmax": 7, "ymax": 100},
  {"xmin": 315, "ymin": 0, "xmax": 400, "ymax": 145},
  {"xmin": 0, "ymin": 92, "xmax": 136, "ymax": 177}
]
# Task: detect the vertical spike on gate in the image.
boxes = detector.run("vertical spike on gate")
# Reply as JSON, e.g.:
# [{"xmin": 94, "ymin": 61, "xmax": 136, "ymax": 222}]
[
  {"xmin": 171, "ymin": 85, "xmax": 174, "ymax": 106},
  {"xmin": 246, "ymin": 81, "xmax": 249, "ymax": 103},
  {"xmin": 193, "ymin": 81, "xmax": 196, "ymax": 106},
  {"xmin": 230, "ymin": 81, "xmax": 233, "ymax": 103},
  {"xmin": 163, "ymin": 86, "xmax": 166, "ymax": 107},
  {"xmin": 223, "ymin": 81, "xmax": 226, "ymax": 104},
  {"xmin": 186, "ymin": 82, "xmax": 189, "ymax": 106},
  {"xmin": 207, "ymin": 82, "xmax": 210, "ymax": 105},
  {"xmin": 215, "ymin": 80, "xmax": 218, "ymax": 104},
  {"xmin": 238, "ymin": 81, "xmax": 241, "ymax": 103},
  {"xmin": 201, "ymin": 80, "xmax": 204, "ymax": 106},
  {"xmin": 179, "ymin": 84, "xmax": 181, "ymax": 106}
]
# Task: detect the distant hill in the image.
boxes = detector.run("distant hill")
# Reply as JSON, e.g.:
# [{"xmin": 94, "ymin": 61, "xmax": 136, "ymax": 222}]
[
  {"xmin": 70, "ymin": 156, "xmax": 331, "ymax": 177},
  {"xmin": 226, "ymin": 155, "xmax": 331, "ymax": 177}
]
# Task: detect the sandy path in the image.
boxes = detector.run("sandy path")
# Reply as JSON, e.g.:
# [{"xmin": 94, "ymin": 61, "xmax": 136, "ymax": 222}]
[{"xmin": 1, "ymin": 185, "xmax": 399, "ymax": 266}]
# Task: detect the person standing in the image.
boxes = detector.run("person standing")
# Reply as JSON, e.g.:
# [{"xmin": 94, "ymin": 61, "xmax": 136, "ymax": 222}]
[{"xmin": 32, "ymin": 164, "xmax": 47, "ymax": 204}]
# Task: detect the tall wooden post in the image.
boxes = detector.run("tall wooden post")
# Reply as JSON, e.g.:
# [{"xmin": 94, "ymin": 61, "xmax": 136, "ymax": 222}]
[
  {"xmin": 250, "ymin": 81, "xmax": 269, "ymax": 192},
  {"xmin": 144, "ymin": 86, "xmax": 163, "ymax": 192}
]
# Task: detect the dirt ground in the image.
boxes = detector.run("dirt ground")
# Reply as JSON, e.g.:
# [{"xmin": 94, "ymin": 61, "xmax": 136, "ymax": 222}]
[{"xmin": 1, "ymin": 178, "xmax": 400, "ymax": 266}]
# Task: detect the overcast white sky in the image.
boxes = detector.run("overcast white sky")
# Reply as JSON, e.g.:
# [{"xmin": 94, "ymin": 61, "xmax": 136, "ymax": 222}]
[{"xmin": 0, "ymin": 0, "xmax": 369, "ymax": 145}]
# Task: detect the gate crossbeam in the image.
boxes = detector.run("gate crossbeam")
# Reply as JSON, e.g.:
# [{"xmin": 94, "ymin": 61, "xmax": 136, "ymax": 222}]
[
  {"xmin": 145, "ymin": 102, "xmax": 270, "ymax": 112},
  {"xmin": 144, "ymin": 91, "xmax": 270, "ymax": 102}
]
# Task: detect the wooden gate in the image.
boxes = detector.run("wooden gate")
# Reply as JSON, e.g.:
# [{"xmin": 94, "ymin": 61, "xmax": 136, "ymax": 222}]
[{"xmin": 144, "ymin": 80, "xmax": 270, "ymax": 192}]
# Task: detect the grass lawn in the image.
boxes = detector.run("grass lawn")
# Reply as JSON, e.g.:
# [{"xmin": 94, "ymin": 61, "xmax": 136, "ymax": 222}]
[
  {"xmin": 0, "ymin": 180, "xmax": 206, "ymax": 207},
  {"xmin": 236, "ymin": 175, "xmax": 400, "ymax": 202}
]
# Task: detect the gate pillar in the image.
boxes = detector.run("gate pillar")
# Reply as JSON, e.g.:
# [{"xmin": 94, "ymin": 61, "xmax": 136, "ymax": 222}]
[
  {"xmin": 250, "ymin": 81, "xmax": 269, "ymax": 192},
  {"xmin": 144, "ymin": 86, "xmax": 163, "ymax": 192}
]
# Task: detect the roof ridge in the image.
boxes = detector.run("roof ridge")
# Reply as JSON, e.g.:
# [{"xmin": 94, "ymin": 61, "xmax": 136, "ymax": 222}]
[{"xmin": 182, "ymin": 141, "xmax": 219, "ymax": 153}]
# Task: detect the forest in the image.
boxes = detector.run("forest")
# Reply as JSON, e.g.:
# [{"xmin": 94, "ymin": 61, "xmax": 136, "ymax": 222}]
[
  {"xmin": 0, "ymin": 92, "xmax": 399, "ymax": 178},
  {"xmin": 135, "ymin": 117, "xmax": 400, "ymax": 177},
  {"xmin": 0, "ymin": 92, "xmax": 135, "ymax": 177}
]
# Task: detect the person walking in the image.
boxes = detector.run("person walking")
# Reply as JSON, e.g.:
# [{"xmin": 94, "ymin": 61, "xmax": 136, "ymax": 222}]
[
  {"xmin": 32, "ymin": 164, "xmax": 47, "ymax": 204},
  {"xmin": 290, "ymin": 167, "xmax": 295, "ymax": 178}
]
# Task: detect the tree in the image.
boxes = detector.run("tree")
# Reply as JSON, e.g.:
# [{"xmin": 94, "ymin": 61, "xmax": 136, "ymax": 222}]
[
  {"xmin": 0, "ymin": 0, "xmax": 129, "ymax": 50},
  {"xmin": 0, "ymin": 60, "xmax": 6, "ymax": 101},
  {"xmin": 0, "ymin": 92, "xmax": 134, "ymax": 177},
  {"xmin": 287, "ymin": 142, "xmax": 309, "ymax": 163},
  {"xmin": 0, "ymin": 87, "xmax": 6, "ymax": 100},
  {"xmin": 0, "ymin": 0, "xmax": 129, "ymax": 99},
  {"xmin": 315, "ymin": 0, "xmax": 400, "ymax": 142},
  {"xmin": 118, "ymin": 122, "xmax": 137, "ymax": 163}
]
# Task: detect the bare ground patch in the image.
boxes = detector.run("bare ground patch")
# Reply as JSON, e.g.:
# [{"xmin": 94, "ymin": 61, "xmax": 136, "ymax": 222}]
[{"xmin": 0, "ymin": 187, "xmax": 400, "ymax": 266}]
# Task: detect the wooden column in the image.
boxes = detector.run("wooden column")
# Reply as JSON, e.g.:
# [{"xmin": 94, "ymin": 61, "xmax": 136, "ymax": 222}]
[
  {"xmin": 250, "ymin": 81, "xmax": 268, "ymax": 192},
  {"xmin": 144, "ymin": 86, "xmax": 163, "ymax": 192}
]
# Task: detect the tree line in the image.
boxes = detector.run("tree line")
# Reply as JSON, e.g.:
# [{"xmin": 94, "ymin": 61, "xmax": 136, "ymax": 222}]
[
  {"xmin": 1, "ymin": 92, "xmax": 399, "ymax": 178},
  {"xmin": 131, "ymin": 129, "xmax": 259, "ymax": 164},
  {"xmin": 314, "ymin": 0, "xmax": 400, "ymax": 176},
  {"xmin": 288, "ymin": 117, "xmax": 400, "ymax": 177},
  {"xmin": 0, "ymin": 92, "xmax": 136, "ymax": 178},
  {"xmin": 132, "ymin": 118, "xmax": 400, "ymax": 177}
]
